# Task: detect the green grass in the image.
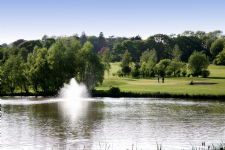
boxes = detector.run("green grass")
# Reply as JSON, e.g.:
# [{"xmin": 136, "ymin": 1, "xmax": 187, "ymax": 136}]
[{"xmin": 96, "ymin": 63, "xmax": 225, "ymax": 96}]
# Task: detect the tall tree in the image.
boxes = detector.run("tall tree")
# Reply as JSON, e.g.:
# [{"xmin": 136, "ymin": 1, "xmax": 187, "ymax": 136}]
[
  {"xmin": 80, "ymin": 31, "xmax": 87, "ymax": 47},
  {"xmin": 102, "ymin": 48, "xmax": 112, "ymax": 77},
  {"xmin": 78, "ymin": 41, "xmax": 105, "ymax": 90},
  {"xmin": 47, "ymin": 38, "xmax": 67, "ymax": 92},
  {"xmin": 172, "ymin": 44, "xmax": 182, "ymax": 62},
  {"xmin": 120, "ymin": 49, "xmax": 132, "ymax": 68},
  {"xmin": 97, "ymin": 32, "xmax": 106, "ymax": 51}
]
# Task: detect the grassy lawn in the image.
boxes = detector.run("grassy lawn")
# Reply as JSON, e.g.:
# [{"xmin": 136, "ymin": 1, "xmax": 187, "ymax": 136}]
[{"xmin": 96, "ymin": 63, "xmax": 225, "ymax": 95}]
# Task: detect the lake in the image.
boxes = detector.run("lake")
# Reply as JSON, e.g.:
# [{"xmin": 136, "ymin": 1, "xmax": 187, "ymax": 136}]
[{"xmin": 1, "ymin": 97, "xmax": 225, "ymax": 150}]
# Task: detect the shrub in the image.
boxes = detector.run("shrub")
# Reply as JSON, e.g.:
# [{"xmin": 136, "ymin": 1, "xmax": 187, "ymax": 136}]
[
  {"xmin": 131, "ymin": 70, "xmax": 140, "ymax": 77},
  {"xmin": 116, "ymin": 69, "xmax": 123, "ymax": 77},
  {"xmin": 201, "ymin": 70, "xmax": 210, "ymax": 78},
  {"xmin": 122, "ymin": 65, "xmax": 131, "ymax": 76},
  {"xmin": 109, "ymin": 86, "xmax": 120, "ymax": 96},
  {"xmin": 112, "ymin": 72, "xmax": 116, "ymax": 77}
]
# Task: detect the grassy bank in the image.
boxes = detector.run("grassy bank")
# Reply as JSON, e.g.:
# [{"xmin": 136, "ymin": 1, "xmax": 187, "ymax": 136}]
[{"xmin": 95, "ymin": 63, "xmax": 225, "ymax": 97}]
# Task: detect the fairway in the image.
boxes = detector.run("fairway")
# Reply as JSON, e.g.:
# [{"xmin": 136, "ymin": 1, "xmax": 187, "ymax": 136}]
[{"xmin": 96, "ymin": 63, "xmax": 225, "ymax": 95}]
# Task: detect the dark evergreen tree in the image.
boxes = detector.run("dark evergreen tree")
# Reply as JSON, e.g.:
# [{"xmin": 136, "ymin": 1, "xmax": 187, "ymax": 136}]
[
  {"xmin": 97, "ymin": 32, "xmax": 106, "ymax": 51},
  {"xmin": 80, "ymin": 31, "xmax": 87, "ymax": 47}
]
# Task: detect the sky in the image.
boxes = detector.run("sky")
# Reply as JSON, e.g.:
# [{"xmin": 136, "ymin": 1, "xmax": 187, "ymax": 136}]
[{"xmin": 0, "ymin": 0, "xmax": 224, "ymax": 44}]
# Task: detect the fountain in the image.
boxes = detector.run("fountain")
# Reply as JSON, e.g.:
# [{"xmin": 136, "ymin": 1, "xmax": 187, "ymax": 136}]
[{"xmin": 58, "ymin": 78, "xmax": 89, "ymax": 100}]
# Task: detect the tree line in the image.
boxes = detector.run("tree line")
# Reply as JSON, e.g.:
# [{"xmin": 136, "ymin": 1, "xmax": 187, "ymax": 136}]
[{"xmin": 0, "ymin": 38, "xmax": 106, "ymax": 94}]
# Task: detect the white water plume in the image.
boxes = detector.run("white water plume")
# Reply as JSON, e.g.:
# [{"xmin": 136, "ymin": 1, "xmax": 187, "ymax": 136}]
[{"xmin": 58, "ymin": 78, "xmax": 89, "ymax": 100}]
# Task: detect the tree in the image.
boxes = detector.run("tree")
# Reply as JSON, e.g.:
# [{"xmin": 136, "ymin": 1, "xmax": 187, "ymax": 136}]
[
  {"xmin": 172, "ymin": 44, "xmax": 182, "ymax": 62},
  {"xmin": 87, "ymin": 36, "xmax": 98, "ymax": 47},
  {"xmin": 97, "ymin": 32, "xmax": 106, "ymax": 51},
  {"xmin": 43, "ymin": 38, "xmax": 56, "ymax": 50},
  {"xmin": 1, "ymin": 43, "xmax": 8, "ymax": 48},
  {"xmin": 34, "ymin": 47, "xmax": 51, "ymax": 92},
  {"xmin": 1, "ymin": 54, "xmax": 26, "ymax": 94},
  {"xmin": 168, "ymin": 61, "xmax": 182, "ymax": 77},
  {"xmin": 41, "ymin": 35, "xmax": 49, "ymax": 44},
  {"xmin": 130, "ymin": 35, "xmax": 142, "ymax": 41},
  {"xmin": 73, "ymin": 33, "xmax": 80, "ymax": 41},
  {"xmin": 140, "ymin": 48, "xmax": 157, "ymax": 65},
  {"xmin": 80, "ymin": 31, "xmax": 87, "ymax": 47},
  {"xmin": 213, "ymin": 43, "xmax": 225, "ymax": 65},
  {"xmin": 102, "ymin": 48, "xmax": 112, "ymax": 77},
  {"xmin": 47, "ymin": 38, "xmax": 67, "ymax": 92},
  {"xmin": 77, "ymin": 41, "xmax": 105, "ymax": 90},
  {"xmin": 0, "ymin": 46, "xmax": 3, "ymax": 60},
  {"xmin": 120, "ymin": 49, "xmax": 132, "ymax": 68},
  {"xmin": 27, "ymin": 46, "xmax": 39, "ymax": 92},
  {"xmin": 175, "ymin": 35, "xmax": 203, "ymax": 62},
  {"xmin": 18, "ymin": 40, "xmax": 43, "ymax": 53},
  {"xmin": 13, "ymin": 39, "xmax": 26, "ymax": 47},
  {"xmin": 156, "ymin": 59, "xmax": 171, "ymax": 77},
  {"xmin": 210, "ymin": 37, "xmax": 225, "ymax": 58},
  {"xmin": 18, "ymin": 47, "xmax": 28, "ymax": 62},
  {"xmin": 147, "ymin": 34, "xmax": 174, "ymax": 61},
  {"xmin": 188, "ymin": 51, "xmax": 210, "ymax": 77}
]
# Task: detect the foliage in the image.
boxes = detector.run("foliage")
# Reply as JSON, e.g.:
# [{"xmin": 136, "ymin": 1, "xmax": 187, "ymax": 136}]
[
  {"xmin": 43, "ymin": 38, "xmax": 56, "ymax": 50},
  {"xmin": 172, "ymin": 44, "xmax": 182, "ymax": 62},
  {"xmin": 210, "ymin": 37, "xmax": 225, "ymax": 57},
  {"xmin": 116, "ymin": 69, "xmax": 124, "ymax": 77},
  {"xmin": 98, "ymin": 47, "xmax": 107, "ymax": 54},
  {"xmin": 13, "ymin": 39, "xmax": 26, "ymax": 47},
  {"xmin": 120, "ymin": 50, "xmax": 132, "ymax": 68},
  {"xmin": 122, "ymin": 65, "xmax": 131, "ymax": 76},
  {"xmin": 77, "ymin": 41, "xmax": 105, "ymax": 90},
  {"xmin": 213, "ymin": 45, "xmax": 225, "ymax": 65},
  {"xmin": 98, "ymin": 32, "xmax": 106, "ymax": 52},
  {"xmin": 188, "ymin": 51, "xmax": 210, "ymax": 77},
  {"xmin": 168, "ymin": 61, "xmax": 182, "ymax": 77},
  {"xmin": 102, "ymin": 48, "xmax": 112, "ymax": 77},
  {"xmin": 201, "ymin": 70, "xmax": 210, "ymax": 78},
  {"xmin": 175, "ymin": 35, "xmax": 203, "ymax": 62},
  {"xmin": 1, "ymin": 54, "xmax": 26, "ymax": 94},
  {"xmin": 109, "ymin": 86, "xmax": 120, "ymax": 96},
  {"xmin": 130, "ymin": 35, "xmax": 142, "ymax": 41},
  {"xmin": 140, "ymin": 48, "xmax": 157, "ymax": 65},
  {"xmin": 80, "ymin": 31, "xmax": 87, "ymax": 46},
  {"xmin": 18, "ymin": 40, "xmax": 43, "ymax": 53},
  {"xmin": 1, "ymin": 43, "xmax": 7, "ymax": 48},
  {"xmin": 0, "ymin": 47, "xmax": 3, "ymax": 60}
]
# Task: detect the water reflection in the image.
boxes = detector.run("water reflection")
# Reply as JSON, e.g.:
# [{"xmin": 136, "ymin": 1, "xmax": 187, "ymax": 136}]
[{"xmin": 1, "ymin": 97, "xmax": 225, "ymax": 150}]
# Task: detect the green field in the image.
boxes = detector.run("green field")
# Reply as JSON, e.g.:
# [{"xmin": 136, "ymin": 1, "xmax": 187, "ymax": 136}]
[{"xmin": 96, "ymin": 63, "xmax": 225, "ymax": 95}]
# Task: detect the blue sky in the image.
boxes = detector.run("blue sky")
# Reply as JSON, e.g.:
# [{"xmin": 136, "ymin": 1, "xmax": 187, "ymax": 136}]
[{"xmin": 0, "ymin": 0, "xmax": 224, "ymax": 44}]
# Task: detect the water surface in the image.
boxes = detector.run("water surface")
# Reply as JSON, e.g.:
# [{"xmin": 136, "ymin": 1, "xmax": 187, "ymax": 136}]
[{"xmin": 1, "ymin": 97, "xmax": 225, "ymax": 150}]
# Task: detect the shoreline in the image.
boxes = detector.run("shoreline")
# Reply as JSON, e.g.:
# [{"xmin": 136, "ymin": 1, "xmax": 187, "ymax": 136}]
[{"xmin": 1, "ymin": 90, "xmax": 225, "ymax": 100}]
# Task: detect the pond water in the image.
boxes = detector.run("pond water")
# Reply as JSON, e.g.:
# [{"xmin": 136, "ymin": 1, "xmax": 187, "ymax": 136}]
[{"xmin": 1, "ymin": 97, "xmax": 225, "ymax": 150}]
